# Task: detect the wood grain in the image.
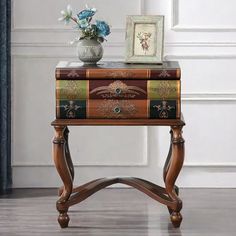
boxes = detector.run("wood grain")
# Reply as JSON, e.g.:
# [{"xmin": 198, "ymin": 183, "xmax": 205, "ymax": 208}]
[
  {"xmin": 52, "ymin": 115, "xmax": 185, "ymax": 228},
  {"xmin": 53, "ymin": 126, "xmax": 73, "ymax": 228},
  {"xmin": 51, "ymin": 116, "xmax": 185, "ymax": 126}
]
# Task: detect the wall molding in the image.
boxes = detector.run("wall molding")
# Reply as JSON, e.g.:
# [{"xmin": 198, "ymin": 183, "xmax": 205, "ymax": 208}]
[
  {"xmin": 12, "ymin": 42, "xmax": 236, "ymax": 48},
  {"xmin": 166, "ymin": 42, "xmax": 236, "ymax": 48},
  {"xmin": 12, "ymin": 163, "xmax": 236, "ymax": 168},
  {"xmin": 11, "ymin": 42, "xmax": 125, "ymax": 48},
  {"xmin": 11, "ymin": 163, "xmax": 149, "ymax": 167},
  {"xmin": 165, "ymin": 54, "xmax": 236, "ymax": 60},
  {"xmin": 12, "ymin": 127, "xmax": 149, "ymax": 167},
  {"xmin": 182, "ymin": 93, "xmax": 236, "ymax": 102},
  {"xmin": 12, "ymin": 0, "xmax": 144, "ymax": 32},
  {"xmin": 12, "ymin": 53, "xmax": 236, "ymax": 60},
  {"xmin": 12, "ymin": 27, "xmax": 125, "ymax": 33},
  {"xmin": 11, "ymin": 0, "xmax": 236, "ymax": 189},
  {"xmin": 12, "ymin": 126, "xmax": 150, "ymax": 168},
  {"xmin": 184, "ymin": 163, "xmax": 236, "ymax": 168},
  {"xmin": 12, "ymin": 54, "xmax": 123, "ymax": 60},
  {"xmin": 12, "ymin": 149, "xmax": 149, "ymax": 167},
  {"xmin": 13, "ymin": 166, "xmax": 236, "ymax": 188},
  {"xmin": 171, "ymin": 0, "xmax": 236, "ymax": 32}
]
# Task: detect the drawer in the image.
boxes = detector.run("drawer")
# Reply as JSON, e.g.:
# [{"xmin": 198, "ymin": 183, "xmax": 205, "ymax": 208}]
[
  {"xmin": 56, "ymin": 80, "xmax": 180, "ymax": 100},
  {"xmin": 56, "ymin": 99, "xmax": 180, "ymax": 119},
  {"xmin": 87, "ymin": 100, "xmax": 148, "ymax": 119},
  {"xmin": 89, "ymin": 80, "xmax": 147, "ymax": 99},
  {"xmin": 56, "ymin": 99, "xmax": 148, "ymax": 119}
]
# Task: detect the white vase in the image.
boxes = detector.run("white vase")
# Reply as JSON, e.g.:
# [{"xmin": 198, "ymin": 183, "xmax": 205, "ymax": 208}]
[{"xmin": 77, "ymin": 38, "xmax": 103, "ymax": 64}]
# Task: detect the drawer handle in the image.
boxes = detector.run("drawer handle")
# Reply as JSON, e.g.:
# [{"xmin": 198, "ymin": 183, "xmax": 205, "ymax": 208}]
[
  {"xmin": 115, "ymin": 88, "xmax": 122, "ymax": 95},
  {"xmin": 113, "ymin": 106, "xmax": 121, "ymax": 114}
]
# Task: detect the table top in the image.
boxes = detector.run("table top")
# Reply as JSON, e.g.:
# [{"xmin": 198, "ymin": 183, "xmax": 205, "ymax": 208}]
[
  {"xmin": 55, "ymin": 61, "xmax": 181, "ymax": 80},
  {"xmin": 51, "ymin": 114, "xmax": 185, "ymax": 126},
  {"xmin": 56, "ymin": 61, "xmax": 180, "ymax": 70}
]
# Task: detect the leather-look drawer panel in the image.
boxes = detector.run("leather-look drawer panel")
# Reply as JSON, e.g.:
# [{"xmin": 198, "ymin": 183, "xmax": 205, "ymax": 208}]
[
  {"xmin": 87, "ymin": 100, "xmax": 148, "ymax": 119},
  {"xmin": 56, "ymin": 99, "xmax": 180, "ymax": 119},
  {"xmin": 56, "ymin": 80, "xmax": 180, "ymax": 100}
]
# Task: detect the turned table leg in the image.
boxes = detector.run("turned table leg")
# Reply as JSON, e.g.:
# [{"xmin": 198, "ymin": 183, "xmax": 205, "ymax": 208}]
[
  {"xmin": 53, "ymin": 126, "xmax": 73, "ymax": 228},
  {"xmin": 163, "ymin": 130, "xmax": 173, "ymax": 182},
  {"xmin": 164, "ymin": 125, "xmax": 185, "ymax": 228},
  {"xmin": 163, "ymin": 130, "xmax": 179, "ymax": 215},
  {"xmin": 64, "ymin": 127, "xmax": 74, "ymax": 181},
  {"xmin": 58, "ymin": 127, "xmax": 74, "ymax": 197}
]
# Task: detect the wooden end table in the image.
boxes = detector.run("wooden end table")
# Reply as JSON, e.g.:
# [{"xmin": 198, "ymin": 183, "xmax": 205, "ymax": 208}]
[{"xmin": 51, "ymin": 115, "xmax": 185, "ymax": 228}]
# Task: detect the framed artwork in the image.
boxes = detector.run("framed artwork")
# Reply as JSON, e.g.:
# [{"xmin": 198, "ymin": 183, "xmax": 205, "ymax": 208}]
[{"xmin": 125, "ymin": 15, "xmax": 164, "ymax": 64}]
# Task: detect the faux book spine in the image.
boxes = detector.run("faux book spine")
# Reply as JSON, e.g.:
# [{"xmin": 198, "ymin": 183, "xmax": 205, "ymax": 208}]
[
  {"xmin": 56, "ymin": 80, "xmax": 181, "ymax": 100},
  {"xmin": 55, "ymin": 68, "xmax": 181, "ymax": 80},
  {"xmin": 56, "ymin": 99, "xmax": 180, "ymax": 119}
]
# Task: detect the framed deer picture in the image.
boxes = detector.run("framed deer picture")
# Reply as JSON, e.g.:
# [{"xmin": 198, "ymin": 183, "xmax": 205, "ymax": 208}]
[{"xmin": 125, "ymin": 15, "xmax": 164, "ymax": 64}]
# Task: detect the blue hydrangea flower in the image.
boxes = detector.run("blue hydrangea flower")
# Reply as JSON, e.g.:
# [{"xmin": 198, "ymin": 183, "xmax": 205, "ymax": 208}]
[
  {"xmin": 96, "ymin": 20, "xmax": 110, "ymax": 37},
  {"xmin": 77, "ymin": 8, "xmax": 96, "ymax": 20}
]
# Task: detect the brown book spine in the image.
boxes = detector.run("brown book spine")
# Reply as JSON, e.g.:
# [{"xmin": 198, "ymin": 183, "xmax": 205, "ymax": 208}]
[
  {"xmin": 56, "ymin": 68, "xmax": 181, "ymax": 80},
  {"xmin": 56, "ymin": 99, "xmax": 180, "ymax": 119},
  {"xmin": 87, "ymin": 100, "xmax": 148, "ymax": 119}
]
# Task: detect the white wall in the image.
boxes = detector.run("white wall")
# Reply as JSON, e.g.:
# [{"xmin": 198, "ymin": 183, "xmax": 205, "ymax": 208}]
[{"xmin": 12, "ymin": 0, "xmax": 236, "ymax": 188}]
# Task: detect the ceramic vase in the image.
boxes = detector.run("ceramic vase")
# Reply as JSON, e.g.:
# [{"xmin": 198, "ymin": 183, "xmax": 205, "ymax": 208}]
[{"xmin": 77, "ymin": 38, "xmax": 103, "ymax": 64}]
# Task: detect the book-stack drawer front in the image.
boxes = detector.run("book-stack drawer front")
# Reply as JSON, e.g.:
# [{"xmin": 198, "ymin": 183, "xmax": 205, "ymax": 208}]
[
  {"xmin": 55, "ymin": 61, "xmax": 181, "ymax": 119},
  {"xmin": 56, "ymin": 79, "xmax": 181, "ymax": 119}
]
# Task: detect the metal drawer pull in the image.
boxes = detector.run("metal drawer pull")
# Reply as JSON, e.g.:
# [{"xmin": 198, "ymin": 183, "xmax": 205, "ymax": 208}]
[
  {"xmin": 115, "ymin": 88, "xmax": 122, "ymax": 95},
  {"xmin": 113, "ymin": 106, "xmax": 121, "ymax": 114}
]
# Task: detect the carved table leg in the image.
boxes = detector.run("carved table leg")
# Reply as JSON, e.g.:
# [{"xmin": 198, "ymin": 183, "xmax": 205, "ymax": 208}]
[
  {"xmin": 164, "ymin": 125, "xmax": 185, "ymax": 228},
  {"xmin": 163, "ymin": 130, "xmax": 179, "ymax": 214},
  {"xmin": 58, "ymin": 127, "xmax": 74, "ymax": 197},
  {"xmin": 53, "ymin": 126, "xmax": 73, "ymax": 228},
  {"xmin": 163, "ymin": 129, "xmax": 173, "ymax": 182}
]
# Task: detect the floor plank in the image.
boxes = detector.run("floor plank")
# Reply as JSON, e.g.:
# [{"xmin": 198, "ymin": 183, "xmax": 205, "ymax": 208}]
[{"xmin": 0, "ymin": 188, "xmax": 235, "ymax": 236}]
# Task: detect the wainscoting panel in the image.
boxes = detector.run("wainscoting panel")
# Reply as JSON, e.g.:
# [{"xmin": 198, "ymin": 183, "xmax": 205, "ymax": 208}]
[
  {"xmin": 172, "ymin": 0, "xmax": 236, "ymax": 31},
  {"xmin": 13, "ymin": 0, "xmax": 143, "ymax": 30},
  {"xmin": 12, "ymin": 0, "xmax": 236, "ymax": 187}
]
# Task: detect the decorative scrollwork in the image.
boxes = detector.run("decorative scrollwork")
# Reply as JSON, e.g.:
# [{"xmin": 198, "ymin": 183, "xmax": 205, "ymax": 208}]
[
  {"xmin": 63, "ymin": 101, "xmax": 81, "ymax": 118},
  {"xmin": 153, "ymin": 100, "xmax": 175, "ymax": 118},
  {"xmin": 96, "ymin": 100, "xmax": 137, "ymax": 118},
  {"xmin": 90, "ymin": 80, "xmax": 146, "ymax": 98}
]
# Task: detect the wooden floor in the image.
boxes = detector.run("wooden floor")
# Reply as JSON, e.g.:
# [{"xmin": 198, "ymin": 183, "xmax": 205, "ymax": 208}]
[{"xmin": 0, "ymin": 188, "xmax": 235, "ymax": 236}]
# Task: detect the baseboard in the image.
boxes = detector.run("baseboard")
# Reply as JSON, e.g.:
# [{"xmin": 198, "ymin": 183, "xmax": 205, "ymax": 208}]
[{"xmin": 12, "ymin": 166, "xmax": 236, "ymax": 188}]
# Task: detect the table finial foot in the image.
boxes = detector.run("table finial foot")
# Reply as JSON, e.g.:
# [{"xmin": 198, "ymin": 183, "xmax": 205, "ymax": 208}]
[
  {"xmin": 170, "ymin": 212, "xmax": 182, "ymax": 228},
  {"xmin": 58, "ymin": 212, "xmax": 70, "ymax": 228}
]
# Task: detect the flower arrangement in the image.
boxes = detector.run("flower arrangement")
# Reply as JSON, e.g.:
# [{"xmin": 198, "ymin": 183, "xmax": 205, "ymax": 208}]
[{"xmin": 59, "ymin": 5, "xmax": 111, "ymax": 43}]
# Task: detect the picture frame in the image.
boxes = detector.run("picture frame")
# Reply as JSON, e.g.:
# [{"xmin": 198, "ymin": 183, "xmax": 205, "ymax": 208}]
[{"xmin": 125, "ymin": 15, "xmax": 164, "ymax": 64}]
